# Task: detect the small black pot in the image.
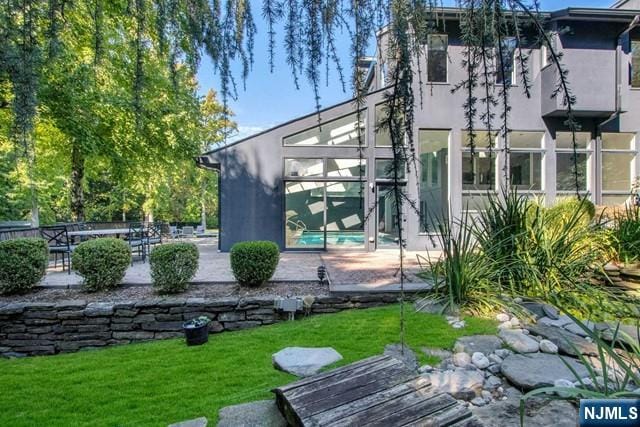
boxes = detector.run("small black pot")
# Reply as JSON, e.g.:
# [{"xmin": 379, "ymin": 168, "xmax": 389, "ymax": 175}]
[{"xmin": 183, "ymin": 322, "xmax": 209, "ymax": 346}]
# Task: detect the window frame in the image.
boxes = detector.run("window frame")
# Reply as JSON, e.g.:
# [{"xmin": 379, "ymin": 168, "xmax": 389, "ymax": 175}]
[
  {"xmin": 282, "ymin": 111, "xmax": 367, "ymax": 147},
  {"xmin": 496, "ymin": 37, "xmax": 518, "ymax": 86},
  {"xmin": 284, "ymin": 157, "xmax": 367, "ymax": 181},
  {"xmin": 461, "ymin": 131, "xmax": 500, "ymax": 212},
  {"xmin": 507, "ymin": 131, "xmax": 545, "ymax": 193},
  {"xmin": 630, "ymin": 38, "xmax": 640, "ymax": 89},
  {"xmin": 554, "ymin": 131, "xmax": 592, "ymax": 195},
  {"xmin": 418, "ymin": 129, "xmax": 450, "ymax": 235},
  {"xmin": 599, "ymin": 133, "xmax": 637, "ymax": 205},
  {"xmin": 426, "ymin": 34, "xmax": 449, "ymax": 84}
]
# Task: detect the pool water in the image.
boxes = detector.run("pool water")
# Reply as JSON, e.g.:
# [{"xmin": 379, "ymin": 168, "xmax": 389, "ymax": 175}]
[{"xmin": 294, "ymin": 231, "xmax": 398, "ymax": 247}]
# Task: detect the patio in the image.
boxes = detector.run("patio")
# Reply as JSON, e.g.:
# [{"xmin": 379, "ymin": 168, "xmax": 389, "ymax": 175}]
[{"xmin": 40, "ymin": 237, "xmax": 434, "ymax": 292}]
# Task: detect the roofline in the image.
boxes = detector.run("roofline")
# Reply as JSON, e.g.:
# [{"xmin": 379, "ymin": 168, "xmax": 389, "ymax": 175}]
[
  {"xmin": 551, "ymin": 7, "xmax": 640, "ymax": 22},
  {"xmin": 200, "ymin": 86, "xmax": 389, "ymax": 156},
  {"xmin": 611, "ymin": 0, "xmax": 630, "ymax": 8}
]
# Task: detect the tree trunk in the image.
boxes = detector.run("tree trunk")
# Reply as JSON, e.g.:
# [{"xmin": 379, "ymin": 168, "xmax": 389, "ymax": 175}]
[
  {"xmin": 26, "ymin": 140, "xmax": 39, "ymax": 227},
  {"xmin": 70, "ymin": 140, "xmax": 85, "ymax": 222}
]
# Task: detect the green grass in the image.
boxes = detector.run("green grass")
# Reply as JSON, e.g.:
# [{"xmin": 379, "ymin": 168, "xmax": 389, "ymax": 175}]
[{"xmin": 0, "ymin": 305, "xmax": 496, "ymax": 426}]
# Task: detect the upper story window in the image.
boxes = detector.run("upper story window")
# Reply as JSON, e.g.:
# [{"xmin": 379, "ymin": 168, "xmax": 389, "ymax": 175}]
[
  {"xmin": 496, "ymin": 37, "xmax": 517, "ymax": 85},
  {"xmin": 283, "ymin": 112, "xmax": 366, "ymax": 146},
  {"xmin": 631, "ymin": 39, "xmax": 640, "ymax": 88},
  {"xmin": 427, "ymin": 35, "xmax": 448, "ymax": 83}
]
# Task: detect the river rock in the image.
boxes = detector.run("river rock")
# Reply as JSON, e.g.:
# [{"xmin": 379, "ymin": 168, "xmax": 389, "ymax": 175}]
[
  {"xmin": 499, "ymin": 330, "xmax": 539, "ymax": 353},
  {"xmin": 501, "ymin": 353, "xmax": 590, "ymax": 390},
  {"xmin": 453, "ymin": 352, "xmax": 472, "ymax": 368},
  {"xmin": 539, "ymin": 339, "xmax": 558, "ymax": 354},
  {"xmin": 169, "ymin": 417, "xmax": 208, "ymax": 427},
  {"xmin": 538, "ymin": 315, "xmax": 573, "ymax": 328},
  {"xmin": 471, "ymin": 352, "xmax": 491, "ymax": 369},
  {"xmin": 454, "ymin": 335, "xmax": 504, "ymax": 356},
  {"xmin": 272, "ymin": 347, "xmax": 342, "ymax": 377},
  {"xmin": 217, "ymin": 400, "xmax": 286, "ymax": 427},
  {"xmin": 527, "ymin": 324, "xmax": 598, "ymax": 356},
  {"xmin": 471, "ymin": 392, "xmax": 577, "ymax": 427},
  {"xmin": 424, "ymin": 368, "xmax": 484, "ymax": 400}
]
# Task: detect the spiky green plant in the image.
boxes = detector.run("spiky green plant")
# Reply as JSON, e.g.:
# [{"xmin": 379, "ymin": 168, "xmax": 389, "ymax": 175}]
[{"xmin": 611, "ymin": 204, "xmax": 640, "ymax": 264}]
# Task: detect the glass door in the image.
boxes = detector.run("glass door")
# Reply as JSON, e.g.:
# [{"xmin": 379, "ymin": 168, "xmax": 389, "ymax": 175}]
[{"xmin": 376, "ymin": 184, "xmax": 400, "ymax": 248}]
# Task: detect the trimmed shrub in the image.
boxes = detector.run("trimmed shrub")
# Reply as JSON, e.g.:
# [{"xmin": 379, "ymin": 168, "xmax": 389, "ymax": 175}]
[
  {"xmin": 0, "ymin": 238, "xmax": 48, "ymax": 295},
  {"xmin": 149, "ymin": 243, "xmax": 199, "ymax": 293},
  {"xmin": 72, "ymin": 238, "xmax": 131, "ymax": 291},
  {"xmin": 230, "ymin": 240, "xmax": 279, "ymax": 287}
]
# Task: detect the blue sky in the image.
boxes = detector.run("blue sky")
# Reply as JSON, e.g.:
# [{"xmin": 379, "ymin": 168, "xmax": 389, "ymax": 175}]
[{"xmin": 196, "ymin": 0, "xmax": 614, "ymax": 141}]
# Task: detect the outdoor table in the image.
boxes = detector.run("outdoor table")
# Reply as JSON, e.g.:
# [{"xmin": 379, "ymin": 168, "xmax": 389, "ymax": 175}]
[{"xmin": 68, "ymin": 228, "xmax": 131, "ymax": 238}]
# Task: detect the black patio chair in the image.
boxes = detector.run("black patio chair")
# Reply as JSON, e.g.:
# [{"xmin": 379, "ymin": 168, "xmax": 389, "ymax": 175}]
[
  {"xmin": 127, "ymin": 222, "xmax": 146, "ymax": 263},
  {"xmin": 40, "ymin": 225, "xmax": 75, "ymax": 274},
  {"xmin": 146, "ymin": 222, "xmax": 163, "ymax": 253}
]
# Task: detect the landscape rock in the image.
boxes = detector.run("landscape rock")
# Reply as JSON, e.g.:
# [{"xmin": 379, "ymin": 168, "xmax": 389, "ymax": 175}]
[
  {"xmin": 452, "ymin": 352, "xmax": 471, "ymax": 368},
  {"xmin": 169, "ymin": 417, "xmax": 208, "ymax": 427},
  {"xmin": 496, "ymin": 313, "xmax": 510, "ymax": 323},
  {"xmin": 539, "ymin": 339, "xmax": 558, "ymax": 354},
  {"xmin": 499, "ymin": 330, "xmax": 539, "ymax": 353},
  {"xmin": 470, "ymin": 397, "xmax": 487, "ymax": 407},
  {"xmin": 501, "ymin": 353, "xmax": 590, "ymax": 390},
  {"xmin": 471, "ymin": 352, "xmax": 490, "ymax": 369},
  {"xmin": 488, "ymin": 354, "xmax": 503, "ymax": 364},
  {"xmin": 497, "ymin": 321, "xmax": 513, "ymax": 330},
  {"xmin": 454, "ymin": 335, "xmax": 503, "ymax": 356},
  {"xmin": 484, "ymin": 375, "xmax": 502, "ymax": 390},
  {"xmin": 451, "ymin": 321, "xmax": 465, "ymax": 329},
  {"xmin": 418, "ymin": 364, "xmax": 434, "ymax": 374},
  {"xmin": 471, "ymin": 393, "xmax": 577, "ymax": 427},
  {"xmin": 538, "ymin": 315, "xmax": 572, "ymax": 328},
  {"xmin": 272, "ymin": 347, "xmax": 342, "ymax": 377},
  {"xmin": 494, "ymin": 349, "xmax": 512, "ymax": 359},
  {"xmin": 597, "ymin": 323, "xmax": 640, "ymax": 348},
  {"xmin": 217, "ymin": 400, "xmax": 286, "ymax": 427},
  {"xmin": 424, "ymin": 368, "xmax": 485, "ymax": 400},
  {"xmin": 564, "ymin": 321, "xmax": 596, "ymax": 338},
  {"xmin": 384, "ymin": 344, "xmax": 418, "ymax": 372},
  {"xmin": 421, "ymin": 347, "xmax": 452, "ymax": 359},
  {"xmin": 487, "ymin": 364, "xmax": 501, "ymax": 374},
  {"xmin": 527, "ymin": 324, "xmax": 598, "ymax": 356}
]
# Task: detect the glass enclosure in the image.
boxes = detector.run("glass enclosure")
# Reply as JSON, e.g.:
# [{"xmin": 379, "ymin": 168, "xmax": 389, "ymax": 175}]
[
  {"xmin": 283, "ymin": 112, "xmax": 366, "ymax": 146},
  {"xmin": 419, "ymin": 130, "xmax": 449, "ymax": 232},
  {"xmin": 377, "ymin": 184, "xmax": 400, "ymax": 248}
]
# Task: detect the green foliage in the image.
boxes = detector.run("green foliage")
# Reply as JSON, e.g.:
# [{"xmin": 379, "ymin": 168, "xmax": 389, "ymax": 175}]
[
  {"xmin": 0, "ymin": 305, "xmax": 496, "ymax": 426},
  {"xmin": 149, "ymin": 243, "xmax": 199, "ymax": 294},
  {"xmin": 230, "ymin": 241, "xmax": 280, "ymax": 287},
  {"xmin": 72, "ymin": 238, "xmax": 131, "ymax": 291},
  {"xmin": 520, "ymin": 314, "xmax": 640, "ymax": 423},
  {"xmin": 0, "ymin": 238, "xmax": 48, "ymax": 295},
  {"xmin": 611, "ymin": 205, "xmax": 640, "ymax": 263}
]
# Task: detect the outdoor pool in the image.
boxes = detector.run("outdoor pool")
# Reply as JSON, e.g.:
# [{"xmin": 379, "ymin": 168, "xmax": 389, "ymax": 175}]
[{"xmin": 295, "ymin": 231, "xmax": 398, "ymax": 247}]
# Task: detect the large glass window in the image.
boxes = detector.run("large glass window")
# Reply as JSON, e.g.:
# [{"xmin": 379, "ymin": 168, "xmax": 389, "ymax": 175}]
[
  {"xmin": 375, "ymin": 159, "xmax": 406, "ymax": 180},
  {"xmin": 325, "ymin": 182, "xmax": 365, "ymax": 248},
  {"xmin": 601, "ymin": 133, "xmax": 636, "ymax": 205},
  {"xmin": 632, "ymin": 39, "xmax": 640, "ymax": 88},
  {"xmin": 284, "ymin": 158, "xmax": 323, "ymax": 177},
  {"xmin": 427, "ymin": 35, "xmax": 448, "ymax": 83},
  {"xmin": 555, "ymin": 132, "xmax": 591, "ymax": 193},
  {"xmin": 283, "ymin": 112, "xmax": 366, "ymax": 146},
  {"xmin": 461, "ymin": 131, "xmax": 498, "ymax": 211},
  {"xmin": 419, "ymin": 130, "xmax": 449, "ymax": 232},
  {"xmin": 509, "ymin": 131, "xmax": 543, "ymax": 191},
  {"xmin": 496, "ymin": 37, "xmax": 517, "ymax": 85},
  {"xmin": 285, "ymin": 181, "xmax": 326, "ymax": 249},
  {"xmin": 375, "ymin": 103, "xmax": 391, "ymax": 147},
  {"xmin": 327, "ymin": 158, "xmax": 366, "ymax": 178}
]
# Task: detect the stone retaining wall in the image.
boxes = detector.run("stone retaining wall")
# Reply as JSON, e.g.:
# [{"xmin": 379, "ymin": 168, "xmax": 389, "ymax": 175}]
[{"xmin": 0, "ymin": 294, "xmax": 402, "ymax": 357}]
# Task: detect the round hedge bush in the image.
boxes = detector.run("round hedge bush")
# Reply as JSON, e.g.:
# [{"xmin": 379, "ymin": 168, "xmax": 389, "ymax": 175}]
[
  {"xmin": 149, "ymin": 242, "xmax": 199, "ymax": 293},
  {"xmin": 72, "ymin": 238, "xmax": 131, "ymax": 292},
  {"xmin": 230, "ymin": 240, "xmax": 280, "ymax": 287},
  {"xmin": 0, "ymin": 238, "xmax": 48, "ymax": 295}
]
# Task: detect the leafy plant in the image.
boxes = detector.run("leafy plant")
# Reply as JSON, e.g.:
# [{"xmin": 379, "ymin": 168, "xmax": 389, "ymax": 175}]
[
  {"xmin": 184, "ymin": 316, "xmax": 211, "ymax": 329},
  {"xmin": 72, "ymin": 238, "xmax": 131, "ymax": 291},
  {"xmin": 0, "ymin": 238, "xmax": 48, "ymax": 295},
  {"xmin": 230, "ymin": 241, "xmax": 279, "ymax": 287},
  {"xmin": 520, "ymin": 314, "xmax": 640, "ymax": 426},
  {"xmin": 611, "ymin": 204, "xmax": 640, "ymax": 264},
  {"xmin": 149, "ymin": 243, "xmax": 199, "ymax": 294}
]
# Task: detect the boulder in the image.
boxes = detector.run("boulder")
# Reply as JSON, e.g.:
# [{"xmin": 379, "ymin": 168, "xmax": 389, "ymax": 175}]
[
  {"xmin": 537, "ymin": 315, "xmax": 572, "ymax": 328},
  {"xmin": 564, "ymin": 320, "xmax": 596, "ymax": 338},
  {"xmin": 597, "ymin": 323, "xmax": 640, "ymax": 348},
  {"xmin": 454, "ymin": 335, "xmax": 504, "ymax": 356},
  {"xmin": 423, "ymin": 368, "xmax": 485, "ymax": 400},
  {"xmin": 499, "ymin": 330, "xmax": 539, "ymax": 353},
  {"xmin": 527, "ymin": 324, "xmax": 598, "ymax": 356},
  {"xmin": 383, "ymin": 344, "xmax": 418, "ymax": 372},
  {"xmin": 471, "ymin": 352, "xmax": 490, "ymax": 369},
  {"xmin": 217, "ymin": 400, "xmax": 286, "ymax": 427},
  {"xmin": 501, "ymin": 353, "xmax": 590, "ymax": 390},
  {"xmin": 272, "ymin": 347, "xmax": 342, "ymax": 377}
]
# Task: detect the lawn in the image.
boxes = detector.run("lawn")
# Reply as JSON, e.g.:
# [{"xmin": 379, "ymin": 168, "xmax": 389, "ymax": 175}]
[{"xmin": 0, "ymin": 305, "xmax": 496, "ymax": 426}]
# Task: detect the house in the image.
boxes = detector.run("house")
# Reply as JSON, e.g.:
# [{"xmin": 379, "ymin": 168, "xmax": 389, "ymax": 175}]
[{"xmin": 197, "ymin": 5, "xmax": 640, "ymax": 252}]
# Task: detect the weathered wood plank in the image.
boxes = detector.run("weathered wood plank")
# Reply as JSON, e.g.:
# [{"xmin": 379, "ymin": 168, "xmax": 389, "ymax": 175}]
[
  {"xmin": 284, "ymin": 357, "xmax": 402, "ymax": 401},
  {"xmin": 325, "ymin": 386, "xmax": 454, "ymax": 427},
  {"xmin": 294, "ymin": 364, "xmax": 417, "ymax": 419},
  {"xmin": 275, "ymin": 355, "xmax": 389, "ymax": 394},
  {"xmin": 305, "ymin": 376, "xmax": 432, "ymax": 426}
]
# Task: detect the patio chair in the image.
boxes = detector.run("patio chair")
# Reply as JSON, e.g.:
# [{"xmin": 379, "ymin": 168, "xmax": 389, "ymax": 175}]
[
  {"xmin": 40, "ymin": 225, "xmax": 75, "ymax": 274},
  {"xmin": 169, "ymin": 225, "xmax": 179, "ymax": 239},
  {"xmin": 181, "ymin": 225, "xmax": 194, "ymax": 238},
  {"xmin": 127, "ymin": 222, "xmax": 146, "ymax": 263},
  {"xmin": 146, "ymin": 222, "xmax": 163, "ymax": 252},
  {"xmin": 195, "ymin": 225, "xmax": 205, "ymax": 236}
]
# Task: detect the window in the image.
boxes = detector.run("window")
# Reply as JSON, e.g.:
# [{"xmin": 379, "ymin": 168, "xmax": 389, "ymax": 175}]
[
  {"xmin": 283, "ymin": 112, "xmax": 366, "ymax": 146},
  {"xmin": 375, "ymin": 159, "xmax": 406, "ymax": 180},
  {"xmin": 375, "ymin": 104, "xmax": 391, "ymax": 147},
  {"xmin": 284, "ymin": 159, "xmax": 324, "ymax": 177},
  {"xmin": 419, "ymin": 130, "xmax": 449, "ymax": 232},
  {"xmin": 632, "ymin": 39, "xmax": 640, "ymax": 88},
  {"xmin": 555, "ymin": 132, "xmax": 591, "ymax": 193},
  {"xmin": 461, "ymin": 131, "xmax": 498, "ymax": 211},
  {"xmin": 509, "ymin": 132, "xmax": 544, "ymax": 191},
  {"xmin": 496, "ymin": 37, "xmax": 517, "ymax": 85},
  {"xmin": 540, "ymin": 44, "xmax": 549, "ymax": 69},
  {"xmin": 600, "ymin": 133, "xmax": 636, "ymax": 205},
  {"xmin": 326, "ymin": 158, "xmax": 366, "ymax": 178},
  {"xmin": 427, "ymin": 35, "xmax": 448, "ymax": 83}
]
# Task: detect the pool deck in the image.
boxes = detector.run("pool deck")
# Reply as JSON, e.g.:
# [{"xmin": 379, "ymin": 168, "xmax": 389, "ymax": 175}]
[{"xmin": 41, "ymin": 238, "xmax": 437, "ymax": 294}]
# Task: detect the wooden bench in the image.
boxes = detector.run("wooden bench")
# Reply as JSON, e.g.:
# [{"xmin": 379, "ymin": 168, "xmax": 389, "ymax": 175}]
[{"xmin": 273, "ymin": 354, "xmax": 483, "ymax": 427}]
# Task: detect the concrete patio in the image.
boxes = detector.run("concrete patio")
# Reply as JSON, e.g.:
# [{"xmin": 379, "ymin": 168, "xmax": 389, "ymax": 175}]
[{"xmin": 42, "ymin": 238, "xmax": 436, "ymax": 293}]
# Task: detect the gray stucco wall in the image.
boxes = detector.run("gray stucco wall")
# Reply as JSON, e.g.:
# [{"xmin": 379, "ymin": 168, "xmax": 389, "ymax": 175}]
[{"xmin": 203, "ymin": 12, "xmax": 640, "ymax": 252}]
